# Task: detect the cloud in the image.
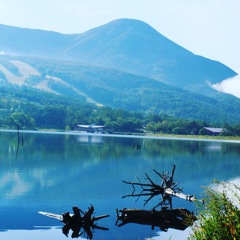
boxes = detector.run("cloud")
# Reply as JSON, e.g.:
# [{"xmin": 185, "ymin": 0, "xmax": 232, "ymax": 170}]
[
  {"xmin": 211, "ymin": 74, "xmax": 240, "ymax": 98},
  {"xmin": 0, "ymin": 172, "xmax": 33, "ymax": 199}
]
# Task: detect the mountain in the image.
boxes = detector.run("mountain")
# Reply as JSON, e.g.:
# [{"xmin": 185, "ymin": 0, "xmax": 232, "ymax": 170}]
[
  {"xmin": 0, "ymin": 19, "xmax": 240, "ymax": 124},
  {"xmin": 59, "ymin": 19, "xmax": 237, "ymax": 92},
  {"xmin": 0, "ymin": 55, "xmax": 240, "ymax": 124},
  {"xmin": 0, "ymin": 19, "xmax": 237, "ymax": 93}
]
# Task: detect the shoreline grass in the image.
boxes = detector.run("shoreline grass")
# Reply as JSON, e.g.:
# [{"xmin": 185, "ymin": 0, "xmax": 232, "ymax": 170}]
[{"xmin": 147, "ymin": 133, "xmax": 240, "ymax": 141}]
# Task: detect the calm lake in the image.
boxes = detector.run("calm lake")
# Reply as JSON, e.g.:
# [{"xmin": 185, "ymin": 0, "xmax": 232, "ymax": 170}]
[{"xmin": 0, "ymin": 130, "xmax": 240, "ymax": 240}]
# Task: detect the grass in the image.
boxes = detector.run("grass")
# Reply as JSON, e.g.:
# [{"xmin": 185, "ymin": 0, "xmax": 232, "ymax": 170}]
[
  {"xmin": 188, "ymin": 181, "xmax": 240, "ymax": 240},
  {"xmin": 147, "ymin": 133, "xmax": 240, "ymax": 141}
]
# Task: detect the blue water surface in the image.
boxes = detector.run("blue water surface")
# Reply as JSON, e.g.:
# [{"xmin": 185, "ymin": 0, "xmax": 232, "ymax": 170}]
[{"xmin": 0, "ymin": 131, "xmax": 239, "ymax": 240}]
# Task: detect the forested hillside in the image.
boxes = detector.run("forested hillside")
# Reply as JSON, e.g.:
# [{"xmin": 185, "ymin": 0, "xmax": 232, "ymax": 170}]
[
  {"xmin": 0, "ymin": 20, "xmax": 239, "ymax": 131},
  {"xmin": 1, "ymin": 85, "xmax": 240, "ymax": 136},
  {"xmin": 1, "ymin": 55, "xmax": 240, "ymax": 125}
]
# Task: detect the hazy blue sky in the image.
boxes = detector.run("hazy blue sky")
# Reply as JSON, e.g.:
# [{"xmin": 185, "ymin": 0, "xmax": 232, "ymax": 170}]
[{"xmin": 0, "ymin": 0, "xmax": 240, "ymax": 97}]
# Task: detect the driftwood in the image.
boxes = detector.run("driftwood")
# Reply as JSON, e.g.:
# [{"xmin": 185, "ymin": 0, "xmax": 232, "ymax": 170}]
[
  {"xmin": 122, "ymin": 165, "xmax": 201, "ymax": 209},
  {"xmin": 116, "ymin": 207, "xmax": 197, "ymax": 231},
  {"xmin": 62, "ymin": 205, "xmax": 109, "ymax": 239}
]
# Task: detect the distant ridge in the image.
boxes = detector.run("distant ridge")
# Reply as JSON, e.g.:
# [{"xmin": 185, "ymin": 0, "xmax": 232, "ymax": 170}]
[
  {"xmin": 0, "ymin": 19, "xmax": 236, "ymax": 92},
  {"xmin": 0, "ymin": 19, "xmax": 240, "ymax": 124}
]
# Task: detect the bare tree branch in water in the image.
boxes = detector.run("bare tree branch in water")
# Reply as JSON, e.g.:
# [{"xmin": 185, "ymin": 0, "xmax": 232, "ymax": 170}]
[
  {"xmin": 15, "ymin": 124, "xmax": 24, "ymax": 158},
  {"xmin": 122, "ymin": 165, "xmax": 200, "ymax": 209}
]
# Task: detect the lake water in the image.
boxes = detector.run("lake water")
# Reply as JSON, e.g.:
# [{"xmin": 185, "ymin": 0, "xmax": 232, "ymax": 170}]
[{"xmin": 0, "ymin": 130, "xmax": 240, "ymax": 240}]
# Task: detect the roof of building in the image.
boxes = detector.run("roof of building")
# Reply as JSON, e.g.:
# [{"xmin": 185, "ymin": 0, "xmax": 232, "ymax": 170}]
[{"xmin": 204, "ymin": 127, "xmax": 223, "ymax": 133}]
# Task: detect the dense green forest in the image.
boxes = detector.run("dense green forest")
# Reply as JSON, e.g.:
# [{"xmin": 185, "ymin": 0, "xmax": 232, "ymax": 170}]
[
  {"xmin": 1, "ymin": 85, "xmax": 240, "ymax": 136},
  {"xmin": 1, "ymin": 55, "xmax": 240, "ymax": 125},
  {"xmin": 29, "ymin": 57, "xmax": 240, "ymax": 122}
]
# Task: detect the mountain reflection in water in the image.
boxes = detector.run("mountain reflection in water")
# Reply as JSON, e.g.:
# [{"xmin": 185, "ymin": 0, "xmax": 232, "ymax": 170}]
[{"xmin": 0, "ymin": 131, "xmax": 239, "ymax": 240}]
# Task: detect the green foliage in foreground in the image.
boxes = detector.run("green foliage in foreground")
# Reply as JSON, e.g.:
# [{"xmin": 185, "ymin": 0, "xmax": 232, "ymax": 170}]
[{"xmin": 189, "ymin": 181, "xmax": 240, "ymax": 240}]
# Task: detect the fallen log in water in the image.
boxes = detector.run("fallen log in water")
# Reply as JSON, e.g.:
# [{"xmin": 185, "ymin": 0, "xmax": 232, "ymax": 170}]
[
  {"xmin": 116, "ymin": 207, "xmax": 197, "ymax": 231},
  {"xmin": 164, "ymin": 188, "xmax": 203, "ymax": 203}
]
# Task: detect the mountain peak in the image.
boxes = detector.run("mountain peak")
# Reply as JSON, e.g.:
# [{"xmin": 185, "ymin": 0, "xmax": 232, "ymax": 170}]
[
  {"xmin": 83, "ymin": 18, "xmax": 180, "ymax": 52},
  {"xmin": 0, "ymin": 19, "xmax": 236, "ymax": 91},
  {"xmin": 101, "ymin": 18, "xmax": 158, "ymax": 32}
]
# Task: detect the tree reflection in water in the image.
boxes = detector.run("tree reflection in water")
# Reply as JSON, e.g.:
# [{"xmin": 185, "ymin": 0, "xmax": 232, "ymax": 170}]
[{"xmin": 3, "ymin": 131, "xmax": 237, "ymax": 239}]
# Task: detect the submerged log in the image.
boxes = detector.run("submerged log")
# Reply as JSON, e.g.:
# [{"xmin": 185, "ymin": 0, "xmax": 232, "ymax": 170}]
[{"xmin": 116, "ymin": 207, "xmax": 197, "ymax": 231}]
